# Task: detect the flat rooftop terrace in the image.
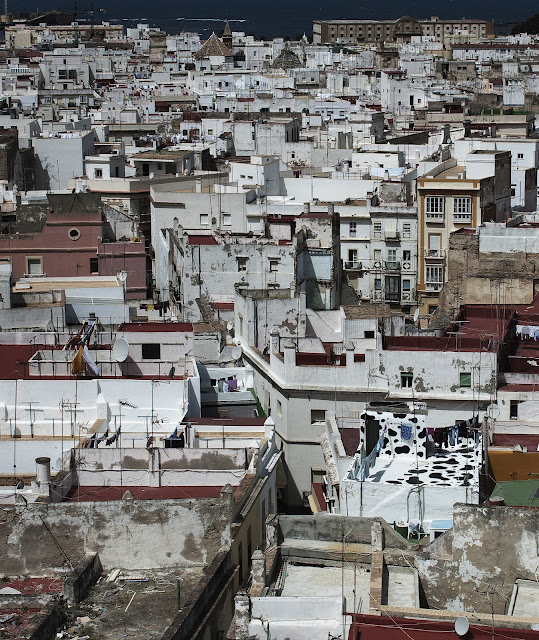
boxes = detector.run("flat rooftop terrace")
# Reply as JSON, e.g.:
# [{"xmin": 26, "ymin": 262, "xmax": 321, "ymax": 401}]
[{"xmin": 74, "ymin": 567, "xmax": 204, "ymax": 640}]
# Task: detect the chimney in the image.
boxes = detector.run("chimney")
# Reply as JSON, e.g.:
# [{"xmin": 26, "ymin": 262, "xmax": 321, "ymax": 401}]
[
  {"xmin": 303, "ymin": 202, "xmax": 310, "ymax": 214},
  {"xmin": 328, "ymin": 202, "xmax": 335, "ymax": 216},
  {"xmin": 35, "ymin": 457, "xmax": 51, "ymax": 497},
  {"xmin": 282, "ymin": 339, "xmax": 296, "ymax": 368},
  {"xmin": 269, "ymin": 327, "xmax": 280, "ymax": 353},
  {"xmin": 195, "ymin": 178, "xmax": 202, "ymax": 193}
]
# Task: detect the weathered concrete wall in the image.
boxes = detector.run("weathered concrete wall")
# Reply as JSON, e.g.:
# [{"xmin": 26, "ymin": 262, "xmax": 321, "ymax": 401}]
[
  {"xmin": 77, "ymin": 448, "xmax": 247, "ymax": 487},
  {"xmin": 63, "ymin": 553, "xmax": 103, "ymax": 604},
  {"xmin": 161, "ymin": 551, "xmax": 237, "ymax": 640},
  {"xmin": 437, "ymin": 230, "xmax": 538, "ymax": 321},
  {"xmin": 0, "ymin": 495, "xmax": 233, "ymax": 575},
  {"xmin": 416, "ymin": 503, "xmax": 539, "ymax": 613},
  {"xmin": 278, "ymin": 514, "xmax": 411, "ymax": 550},
  {"xmin": 27, "ymin": 598, "xmax": 66, "ymax": 640}
]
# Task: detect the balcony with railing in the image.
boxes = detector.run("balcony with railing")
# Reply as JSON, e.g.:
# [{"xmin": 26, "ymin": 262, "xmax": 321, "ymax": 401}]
[
  {"xmin": 425, "ymin": 281, "xmax": 443, "ymax": 292},
  {"xmin": 453, "ymin": 213, "xmax": 472, "ymax": 223},
  {"xmin": 425, "ymin": 212, "xmax": 445, "ymax": 222},
  {"xmin": 384, "ymin": 261, "xmax": 401, "ymax": 271},
  {"xmin": 424, "ymin": 250, "xmax": 445, "ymax": 259},
  {"xmin": 400, "ymin": 291, "xmax": 415, "ymax": 303},
  {"xmin": 344, "ymin": 261, "xmax": 362, "ymax": 270}
]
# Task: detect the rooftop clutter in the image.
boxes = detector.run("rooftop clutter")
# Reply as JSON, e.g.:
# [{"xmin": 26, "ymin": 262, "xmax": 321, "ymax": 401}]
[{"xmin": 0, "ymin": 11, "xmax": 538, "ymax": 640}]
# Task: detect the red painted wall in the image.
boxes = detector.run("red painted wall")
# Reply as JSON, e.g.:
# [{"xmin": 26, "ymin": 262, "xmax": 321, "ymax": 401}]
[{"xmin": 0, "ymin": 210, "xmax": 147, "ymax": 299}]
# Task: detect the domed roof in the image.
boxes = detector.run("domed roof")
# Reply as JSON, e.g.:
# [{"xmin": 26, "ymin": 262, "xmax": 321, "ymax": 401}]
[{"xmin": 272, "ymin": 42, "xmax": 301, "ymax": 70}]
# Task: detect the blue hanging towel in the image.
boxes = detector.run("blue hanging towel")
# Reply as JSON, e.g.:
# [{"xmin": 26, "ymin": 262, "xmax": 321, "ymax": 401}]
[{"xmin": 400, "ymin": 423, "xmax": 413, "ymax": 440}]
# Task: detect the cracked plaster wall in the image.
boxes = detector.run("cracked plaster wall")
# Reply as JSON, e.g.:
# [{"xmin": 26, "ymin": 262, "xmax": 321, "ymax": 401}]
[
  {"xmin": 415, "ymin": 503, "xmax": 539, "ymax": 614},
  {"xmin": 0, "ymin": 495, "xmax": 233, "ymax": 575}
]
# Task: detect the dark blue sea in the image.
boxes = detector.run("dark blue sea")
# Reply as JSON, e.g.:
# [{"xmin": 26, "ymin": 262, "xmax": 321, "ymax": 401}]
[{"xmin": 23, "ymin": 0, "xmax": 531, "ymax": 39}]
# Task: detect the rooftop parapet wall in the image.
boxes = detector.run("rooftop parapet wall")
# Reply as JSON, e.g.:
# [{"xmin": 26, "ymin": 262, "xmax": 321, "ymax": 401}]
[
  {"xmin": 0, "ymin": 494, "xmax": 234, "ymax": 574},
  {"xmin": 416, "ymin": 503, "xmax": 539, "ymax": 613}
]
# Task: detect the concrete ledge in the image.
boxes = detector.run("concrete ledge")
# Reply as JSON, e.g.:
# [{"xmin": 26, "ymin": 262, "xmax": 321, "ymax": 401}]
[
  {"xmin": 380, "ymin": 606, "xmax": 539, "ymax": 629},
  {"xmin": 27, "ymin": 598, "xmax": 66, "ymax": 640},
  {"xmin": 160, "ymin": 551, "xmax": 235, "ymax": 640},
  {"xmin": 63, "ymin": 553, "xmax": 103, "ymax": 605}
]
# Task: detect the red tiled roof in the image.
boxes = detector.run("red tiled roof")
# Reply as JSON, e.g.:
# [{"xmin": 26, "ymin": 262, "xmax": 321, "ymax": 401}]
[
  {"xmin": 298, "ymin": 211, "xmax": 332, "ymax": 219},
  {"xmin": 312, "ymin": 482, "xmax": 327, "ymax": 511},
  {"xmin": 348, "ymin": 614, "xmax": 539, "ymax": 640},
  {"xmin": 187, "ymin": 235, "xmax": 218, "ymax": 245},
  {"xmin": 0, "ymin": 344, "xmax": 41, "ymax": 380},
  {"xmin": 491, "ymin": 434, "xmax": 539, "ymax": 448},
  {"xmin": 64, "ymin": 485, "xmax": 223, "ymax": 502},
  {"xmin": 118, "ymin": 322, "xmax": 193, "ymax": 332},
  {"xmin": 3, "ymin": 578, "xmax": 62, "ymax": 594},
  {"xmin": 186, "ymin": 418, "xmax": 266, "ymax": 426},
  {"xmin": 339, "ymin": 428, "xmax": 360, "ymax": 456},
  {"xmin": 209, "ymin": 301, "xmax": 234, "ymax": 310}
]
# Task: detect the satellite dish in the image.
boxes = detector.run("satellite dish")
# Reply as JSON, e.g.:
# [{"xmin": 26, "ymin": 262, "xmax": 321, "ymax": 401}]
[
  {"xmin": 231, "ymin": 346, "xmax": 242, "ymax": 361},
  {"xmin": 455, "ymin": 617, "xmax": 470, "ymax": 637},
  {"xmin": 112, "ymin": 338, "xmax": 129, "ymax": 362},
  {"xmin": 413, "ymin": 309, "xmax": 419, "ymax": 323},
  {"xmin": 117, "ymin": 271, "xmax": 128, "ymax": 283}
]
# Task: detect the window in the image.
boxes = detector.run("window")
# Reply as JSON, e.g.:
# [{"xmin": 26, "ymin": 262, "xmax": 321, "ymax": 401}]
[
  {"xmin": 401, "ymin": 372, "xmax": 413, "ymax": 388},
  {"xmin": 26, "ymin": 257, "xmax": 42, "ymax": 275},
  {"xmin": 510, "ymin": 400, "xmax": 520, "ymax": 419},
  {"xmin": 426, "ymin": 266, "xmax": 443, "ymax": 290},
  {"xmin": 402, "ymin": 279, "xmax": 411, "ymax": 291},
  {"xmin": 200, "ymin": 213, "xmax": 209, "ymax": 226},
  {"xmin": 237, "ymin": 257, "xmax": 248, "ymax": 272},
  {"xmin": 425, "ymin": 196, "xmax": 445, "ymax": 218},
  {"xmin": 403, "ymin": 250, "xmax": 411, "ymax": 261},
  {"xmin": 518, "ymin": 153, "xmax": 524, "ymax": 159},
  {"xmin": 94, "ymin": 168, "xmax": 103, "ymax": 179},
  {"xmin": 142, "ymin": 343, "xmax": 161, "ymax": 359},
  {"xmin": 429, "ymin": 305, "xmax": 438, "ymax": 315},
  {"xmin": 222, "ymin": 213, "xmax": 232, "ymax": 226},
  {"xmin": 374, "ymin": 249, "xmax": 382, "ymax": 261},
  {"xmin": 428, "ymin": 234, "xmax": 441, "ymax": 257},
  {"xmin": 387, "ymin": 249, "xmax": 397, "ymax": 262},
  {"xmin": 68, "ymin": 228, "xmax": 81, "ymax": 241},
  {"xmin": 89, "ymin": 257, "xmax": 99, "ymax": 274},
  {"xmin": 311, "ymin": 409, "xmax": 326, "ymax": 423},
  {"xmin": 373, "ymin": 221, "xmax": 382, "ymax": 238},
  {"xmin": 453, "ymin": 197, "xmax": 472, "ymax": 221},
  {"xmin": 375, "ymin": 278, "xmax": 382, "ymax": 290},
  {"xmin": 460, "ymin": 372, "xmax": 472, "ymax": 387},
  {"xmin": 347, "ymin": 249, "xmax": 358, "ymax": 268},
  {"xmin": 364, "ymin": 330, "xmax": 375, "ymax": 338},
  {"xmin": 453, "ymin": 197, "xmax": 472, "ymax": 214},
  {"xmin": 269, "ymin": 259, "xmax": 279, "ymax": 272},
  {"xmin": 349, "ymin": 221, "xmax": 357, "ymax": 237},
  {"xmin": 403, "ymin": 222, "xmax": 411, "ymax": 238}
]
